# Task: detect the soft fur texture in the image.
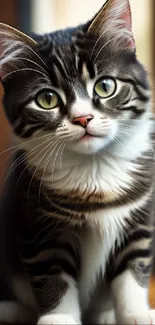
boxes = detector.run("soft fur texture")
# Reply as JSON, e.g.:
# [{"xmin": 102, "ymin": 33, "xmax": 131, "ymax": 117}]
[{"xmin": 0, "ymin": 0, "xmax": 155, "ymax": 324}]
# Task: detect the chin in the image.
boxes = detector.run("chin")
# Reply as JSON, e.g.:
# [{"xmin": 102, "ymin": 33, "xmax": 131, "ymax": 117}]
[{"xmin": 67, "ymin": 136, "xmax": 113, "ymax": 155}]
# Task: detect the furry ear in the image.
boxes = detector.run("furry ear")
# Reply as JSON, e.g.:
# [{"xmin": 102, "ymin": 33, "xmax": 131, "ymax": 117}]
[
  {"xmin": 0, "ymin": 23, "xmax": 37, "ymax": 80},
  {"xmin": 88, "ymin": 0, "xmax": 135, "ymax": 50}
]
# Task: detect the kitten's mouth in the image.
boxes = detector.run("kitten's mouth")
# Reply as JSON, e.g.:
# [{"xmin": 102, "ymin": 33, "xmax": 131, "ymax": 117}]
[{"xmin": 79, "ymin": 132, "xmax": 95, "ymax": 141}]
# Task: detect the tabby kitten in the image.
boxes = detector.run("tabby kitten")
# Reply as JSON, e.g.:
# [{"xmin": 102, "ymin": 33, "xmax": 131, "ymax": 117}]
[{"xmin": 0, "ymin": 0, "xmax": 155, "ymax": 324}]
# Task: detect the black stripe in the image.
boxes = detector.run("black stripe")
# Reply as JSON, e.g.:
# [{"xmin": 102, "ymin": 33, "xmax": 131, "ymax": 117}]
[
  {"xmin": 46, "ymin": 180, "xmax": 151, "ymax": 212},
  {"xmin": 115, "ymin": 229, "xmax": 153, "ymax": 255},
  {"xmin": 26, "ymin": 257, "xmax": 77, "ymax": 279},
  {"xmin": 117, "ymin": 78, "xmax": 150, "ymax": 102},
  {"xmin": 121, "ymin": 105, "xmax": 145, "ymax": 114},
  {"xmin": 78, "ymin": 58, "xmax": 83, "ymax": 75},
  {"xmin": 110, "ymin": 248, "xmax": 152, "ymax": 280},
  {"xmin": 120, "ymin": 229, "xmax": 153, "ymax": 249},
  {"xmin": 31, "ymin": 266, "xmax": 62, "ymax": 282},
  {"xmin": 128, "ymin": 229, "xmax": 152, "ymax": 241},
  {"xmin": 121, "ymin": 98, "xmax": 130, "ymax": 106},
  {"xmin": 22, "ymin": 240, "xmax": 80, "ymax": 266},
  {"xmin": 52, "ymin": 56, "xmax": 67, "ymax": 78},
  {"xmin": 21, "ymin": 125, "xmax": 42, "ymax": 138},
  {"xmin": 134, "ymin": 84, "xmax": 150, "ymax": 102},
  {"xmin": 86, "ymin": 62, "xmax": 96, "ymax": 79},
  {"xmin": 14, "ymin": 120, "xmax": 26, "ymax": 135}
]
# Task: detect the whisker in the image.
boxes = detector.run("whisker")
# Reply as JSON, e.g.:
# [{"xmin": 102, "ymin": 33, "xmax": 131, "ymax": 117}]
[
  {"xmin": 118, "ymin": 129, "xmax": 136, "ymax": 138},
  {"xmin": 2, "ymin": 67, "xmax": 48, "ymax": 81},
  {"xmin": 118, "ymin": 117, "xmax": 154, "ymax": 122},
  {"xmin": 90, "ymin": 25, "xmax": 115, "ymax": 61},
  {"xmin": 0, "ymin": 132, "xmax": 55, "ymax": 158},
  {"xmin": 27, "ymin": 138, "xmax": 59, "ymax": 200},
  {"xmin": 20, "ymin": 43, "xmax": 48, "ymax": 68},
  {"xmin": 0, "ymin": 29, "xmax": 48, "ymax": 69},
  {"xmin": 148, "ymin": 142, "xmax": 155, "ymax": 160},
  {"xmin": 51, "ymin": 140, "xmax": 65, "ymax": 185},
  {"xmin": 59, "ymin": 141, "xmax": 66, "ymax": 169},
  {"xmin": 113, "ymin": 135, "xmax": 123, "ymax": 149},
  {"xmin": 14, "ymin": 138, "xmax": 55, "ymax": 197},
  {"xmin": 5, "ymin": 136, "xmax": 54, "ymax": 182},
  {"xmin": 115, "ymin": 133, "xmax": 128, "ymax": 147},
  {"xmin": 94, "ymin": 34, "xmax": 127, "ymax": 64},
  {"xmin": 38, "ymin": 139, "xmax": 62, "ymax": 200},
  {"xmin": 14, "ymin": 57, "xmax": 48, "ymax": 74}
]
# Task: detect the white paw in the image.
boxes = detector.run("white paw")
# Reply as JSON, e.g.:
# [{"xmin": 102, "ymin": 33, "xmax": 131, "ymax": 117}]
[
  {"xmin": 38, "ymin": 314, "xmax": 79, "ymax": 325},
  {"xmin": 118, "ymin": 310, "xmax": 155, "ymax": 324}
]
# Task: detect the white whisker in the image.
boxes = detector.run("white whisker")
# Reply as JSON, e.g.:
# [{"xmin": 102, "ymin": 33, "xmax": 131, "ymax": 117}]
[
  {"xmin": 38, "ymin": 138, "xmax": 61, "ymax": 200},
  {"xmin": 27, "ymin": 139, "xmax": 58, "ymax": 200},
  {"xmin": 14, "ymin": 57, "xmax": 48, "ymax": 74},
  {"xmin": 5, "ymin": 136, "xmax": 54, "ymax": 182},
  {"xmin": 20, "ymin": 42, "xmax": 48, "ymax": 68},
  {"xmin": 0, "ymin": 132, "xmax": 54, "ymax": 157},
  {"xmin": 13, "ymin": 138, "xmax": 56, "ymax": 195},
  {"xmin": 93, "ymin": 34, "xmax": 124, "ymax": 64},
  {"xmin": 2, "ymin": 67, "xmax": 48, "ymax": 81},
  {"xmin": 51, "ymin": 140, "xmax": 65, "ymax": 185},
  {"xmin": 59, "ymin": 141, "xmax": 66, "ymax": 169}
]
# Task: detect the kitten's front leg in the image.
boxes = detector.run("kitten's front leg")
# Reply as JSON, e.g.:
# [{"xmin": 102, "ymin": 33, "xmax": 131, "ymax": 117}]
[
  {"xmin": 38, "ymin": 274, "xmax": 81, "ymax": 325},
  {"xmin": 112, "ymin": 269, "xmax": 155, "ymax": 324}
]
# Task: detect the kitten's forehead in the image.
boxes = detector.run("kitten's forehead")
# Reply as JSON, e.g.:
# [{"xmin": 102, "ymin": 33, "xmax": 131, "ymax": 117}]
[
  {"xmin": 36, "ymin": 29, "xmax": 137, "ymax": 88},
  {"xmin": 36, "ymin": 29, "xmax": 96, "ymax": 81}
]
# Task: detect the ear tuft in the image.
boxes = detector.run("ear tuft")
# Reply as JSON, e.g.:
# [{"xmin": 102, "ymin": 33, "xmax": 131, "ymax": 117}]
[{"xmin": 0, "ymin": 23, "xmax": 37, "ymax": 80}]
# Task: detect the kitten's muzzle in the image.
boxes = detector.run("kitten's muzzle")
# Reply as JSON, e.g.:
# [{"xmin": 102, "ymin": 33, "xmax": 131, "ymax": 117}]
[{"xmin": 72, "ymin": 115, "xmax": 94, "ymax": 128}]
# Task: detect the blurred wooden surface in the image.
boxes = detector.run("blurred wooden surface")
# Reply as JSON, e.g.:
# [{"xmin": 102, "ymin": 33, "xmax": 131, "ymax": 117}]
[
  {"xmin": 0, "ymin": 0, "xmax": 18, "ymax": 190},
  {"xmin": 149, "ymin": 277, "xmax": 155, "ymax": 308},
  {"xmin": 0, "ymin": 0, "xmax": 19, "ymax": 26}
]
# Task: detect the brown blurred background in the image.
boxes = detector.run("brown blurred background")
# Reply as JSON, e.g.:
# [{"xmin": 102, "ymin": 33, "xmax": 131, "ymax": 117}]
[{"xmin": 0, "ymin": 0, "xmax": 155, "ymax": 305}]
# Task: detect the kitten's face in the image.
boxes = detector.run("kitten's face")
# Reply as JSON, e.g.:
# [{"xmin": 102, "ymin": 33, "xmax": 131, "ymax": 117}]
[{"xmin": 0, "ymin": 0, "xmax": 150, "ymax": 158}]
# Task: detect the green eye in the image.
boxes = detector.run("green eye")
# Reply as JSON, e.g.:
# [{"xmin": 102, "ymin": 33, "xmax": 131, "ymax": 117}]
[
  {"xmin": 36, "ymin": 90, "xmax": 60, "ymax": 109},
  {"xmin": 94, "ymin": 78, "xmax": 116, "ymax": 98}
]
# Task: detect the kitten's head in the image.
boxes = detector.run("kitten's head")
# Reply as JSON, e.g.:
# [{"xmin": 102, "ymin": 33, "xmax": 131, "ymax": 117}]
[{"xmin": 0, "ymin": 0, "xmax": 151, "ymax": 158}]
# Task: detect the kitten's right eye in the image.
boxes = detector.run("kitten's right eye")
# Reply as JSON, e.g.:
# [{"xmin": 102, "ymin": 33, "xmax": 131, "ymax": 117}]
[{"xmin": 36, "ymin": 90, "xmax": 60, "ymax": 110}]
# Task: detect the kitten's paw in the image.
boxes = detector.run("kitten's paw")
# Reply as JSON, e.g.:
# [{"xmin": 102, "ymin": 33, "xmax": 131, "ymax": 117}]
[
  {"xmin": 118, "ymin": 310, "xmax": 155, "ymax": 324},
  {"xmin": 38, "ymin": 314, "xmax": 79, "ymax": 325}
]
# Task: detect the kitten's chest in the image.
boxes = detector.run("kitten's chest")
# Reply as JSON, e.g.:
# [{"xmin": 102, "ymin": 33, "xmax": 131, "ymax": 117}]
[
  {"xmin": 44, "ymin": 152, "xmax": 134, "ymax": 196},
  {"xmin": 40, "ymin": 155, "xmax": 135, "ymax": 231},
  {"xmin": 79, "ymin": 222, "xmax": 123, "ymax": 310}
]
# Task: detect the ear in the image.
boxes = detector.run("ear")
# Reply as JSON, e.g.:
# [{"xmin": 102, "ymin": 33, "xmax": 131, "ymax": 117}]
[
  {"xmin": 0, "ymin": 23, "xmax": 37, "ymax": 80},
  {"xmin": 88, "ymin": 0, "xmax": 135, "ymax": 50}
]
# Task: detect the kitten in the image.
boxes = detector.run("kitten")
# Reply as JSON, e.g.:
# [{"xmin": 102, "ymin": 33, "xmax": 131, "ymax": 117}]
[{"xmin": 0, "ymin": 0, "xmax": 155, "ymax": 324}]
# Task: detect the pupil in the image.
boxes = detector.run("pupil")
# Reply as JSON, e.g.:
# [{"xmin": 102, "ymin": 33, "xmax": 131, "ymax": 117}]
[
  {"xmin": 45, "ymin": 92, "xmax": 52, "ymax": 105},
  {"xmin": 102, "ymin": 80, "xmax": 110, "ymax": 92}
]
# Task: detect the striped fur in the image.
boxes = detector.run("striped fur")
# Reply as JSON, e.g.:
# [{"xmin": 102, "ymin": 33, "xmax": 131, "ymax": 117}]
[{"xmin": 0, "ymin": 0, "xmax": 155, "ymax": 324}]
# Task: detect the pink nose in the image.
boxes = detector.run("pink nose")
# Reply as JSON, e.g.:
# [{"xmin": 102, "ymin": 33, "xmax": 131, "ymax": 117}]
[{"xmin": 72, "ymin": 115, "xmax": 93, "ymax": 128}]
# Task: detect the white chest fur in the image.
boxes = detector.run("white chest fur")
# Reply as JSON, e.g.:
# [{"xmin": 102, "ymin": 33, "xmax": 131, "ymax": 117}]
[
  {"xmin": 42, "ymin": 150, "xmax": 141, "ymax": 199},
  {"xmin": 79, "ymin": 227, "xmax": 110, "ymax": 309}
]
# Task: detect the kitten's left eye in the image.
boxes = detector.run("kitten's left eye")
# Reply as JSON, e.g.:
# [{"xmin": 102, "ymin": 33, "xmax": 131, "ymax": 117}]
[
  {"xmin": 94, "ymin": 78, "xmax": 116, "ymax": 98},
  {"xmin": 36, "ymin": 90, "xmax": 60, "ymax": 110}
]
